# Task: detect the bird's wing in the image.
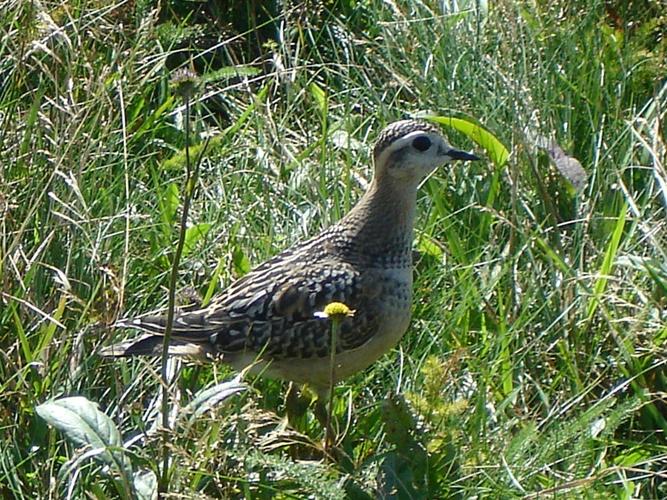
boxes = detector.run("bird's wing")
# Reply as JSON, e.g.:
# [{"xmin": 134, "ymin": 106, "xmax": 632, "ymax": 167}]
[{"xmin": 113, "ymin": 255, "xmax": 383, "ymax": 360}]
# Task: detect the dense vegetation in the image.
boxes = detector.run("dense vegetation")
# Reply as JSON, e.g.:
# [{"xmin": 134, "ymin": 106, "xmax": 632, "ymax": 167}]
[{"xmin": 2, "ymin": 0, "xmax": 666, "ymax": 497}]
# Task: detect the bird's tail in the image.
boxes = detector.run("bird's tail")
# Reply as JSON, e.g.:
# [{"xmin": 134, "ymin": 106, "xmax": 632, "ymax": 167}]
[
  {"xmin": 101, "ymin": 313, "xmax": 217, "ymax": 358},
  {"xmin": 99, "ymin": 334, "xmax": 215, "ymax": 357}
]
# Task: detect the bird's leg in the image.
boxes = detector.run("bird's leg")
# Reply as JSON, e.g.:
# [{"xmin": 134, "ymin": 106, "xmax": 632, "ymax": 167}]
[
  {"xmin": 312, "ymin": 395, "xmax": 329, "ymax": 430},
  {"xmin": 285, "ymin": 382, "xmax": 309, "ymax": 428},
  {"xmin": 312, "ymin": 391, "xmax": 336, "ymax": 457}
]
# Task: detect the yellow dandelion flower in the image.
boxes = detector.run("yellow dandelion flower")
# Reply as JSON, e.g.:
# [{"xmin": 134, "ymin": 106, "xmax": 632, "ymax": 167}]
[{"xmin": 314, "ymin": 302, "xmax": 355, "ymax": 321}]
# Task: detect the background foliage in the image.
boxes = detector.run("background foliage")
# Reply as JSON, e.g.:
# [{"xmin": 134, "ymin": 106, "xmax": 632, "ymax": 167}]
[{"xmin": 1, "ymin": 0, "xmax": 666, "ymax": 497}]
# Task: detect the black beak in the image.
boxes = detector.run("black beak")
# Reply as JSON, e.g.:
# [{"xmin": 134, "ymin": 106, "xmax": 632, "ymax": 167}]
[{"xmin": 446, "ymin": 148, "xmax": 480, "ymax": 161}]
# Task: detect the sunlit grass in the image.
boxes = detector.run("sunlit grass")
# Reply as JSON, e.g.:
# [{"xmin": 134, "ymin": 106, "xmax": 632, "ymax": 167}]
[{"xmin": 2, "ymin": 0, "xmax": 666, "ymax": 497}]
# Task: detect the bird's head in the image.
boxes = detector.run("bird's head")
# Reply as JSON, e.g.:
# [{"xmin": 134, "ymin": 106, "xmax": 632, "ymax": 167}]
[{"xmin": 373, "ymin": 120, "xmax": 479, "ymax": 183}]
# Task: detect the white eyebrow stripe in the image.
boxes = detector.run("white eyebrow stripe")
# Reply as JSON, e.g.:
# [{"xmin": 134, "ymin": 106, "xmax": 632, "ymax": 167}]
[{"xmin": 376, "ymin": 130, "xmax": 435, "ymax": 167}]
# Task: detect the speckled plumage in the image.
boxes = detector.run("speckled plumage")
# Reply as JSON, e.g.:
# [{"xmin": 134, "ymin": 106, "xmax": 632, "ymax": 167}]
[{"xmin": 103, "ymin": 120, "xmax": 478, "ymax": 393}]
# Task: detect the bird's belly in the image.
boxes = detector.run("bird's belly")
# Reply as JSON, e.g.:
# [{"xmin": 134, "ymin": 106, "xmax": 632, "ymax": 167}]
[
  {"xmin": 333, "ymin": 309, "xmax": 411, "ymax": 378},
  {"xmin": 265, "ymin": 311, "xmax": 411, "ymax": 391}
]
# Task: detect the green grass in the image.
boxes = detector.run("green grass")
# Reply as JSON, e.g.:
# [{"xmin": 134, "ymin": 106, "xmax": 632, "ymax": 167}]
[{"xmin": 2, "ymin": 0, "xmax": 667, "ymax": 497}]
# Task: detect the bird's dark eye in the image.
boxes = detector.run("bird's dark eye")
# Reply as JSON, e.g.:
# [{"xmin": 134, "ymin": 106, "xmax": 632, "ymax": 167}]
[{"xmin": 412, "ymin": 136, "xmax": 432, "ymax": 152}]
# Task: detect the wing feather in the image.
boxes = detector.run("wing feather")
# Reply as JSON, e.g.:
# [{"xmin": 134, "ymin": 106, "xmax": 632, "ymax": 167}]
[{"xmin": 109, "ymin": 231, "xmax": 384, "ymax": 360}]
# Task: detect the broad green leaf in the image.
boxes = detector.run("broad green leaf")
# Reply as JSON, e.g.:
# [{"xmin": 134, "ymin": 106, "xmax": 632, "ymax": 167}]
[
  {"xmin": 183, "ymin": 377, "xmax": 246, "ymax": 419},
  {"xmin": 232, "ymin": 247, "xmax": 251, "ymax": 276},
  {"xmin": 182, "ymin": 223, "xmax": 212, "ymax": 257},
  {"xmin": 427, "ymin": 115, "xmax": 510, "ymax": 167},
  {"xmin": 161, "ymin": 183, "xmax": 179, "ymax": 227},
  {"xmin": 203, "ymin": 256, "xmax": 226, "ymax": 306},
  {"xmin": 416, "ymin": 233, "xmax": 444, "ymax": 260},
  {"xmin": 310, "ymin": 82, "xmax": 327, "ymax": 115},
  {"xmin": 36, "ymin": 397, "xmax": 129, "ymax": 473},
  {"xmin": 614, "ymin": 447, "xmax": 653, "ymax": 467}
]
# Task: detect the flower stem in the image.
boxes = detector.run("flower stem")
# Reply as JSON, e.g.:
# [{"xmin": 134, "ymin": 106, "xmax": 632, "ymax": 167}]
[
  {"xmin": 158, "ymin": 91, "xmax": 206, "ymax": 495},
  {"xmin": 326, "ymin": 318, "xmax": 339, "ymax": 453}
]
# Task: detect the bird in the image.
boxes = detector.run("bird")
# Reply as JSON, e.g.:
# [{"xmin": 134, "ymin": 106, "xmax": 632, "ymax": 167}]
[{"xmin": 102, "ymin": 119, "xmax": 479, "ymax": 399}]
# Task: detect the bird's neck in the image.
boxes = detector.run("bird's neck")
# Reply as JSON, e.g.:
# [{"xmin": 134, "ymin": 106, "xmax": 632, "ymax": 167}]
[{"xmin": 340, "ymin": 175, "xmax": 419, "ymax": 260}]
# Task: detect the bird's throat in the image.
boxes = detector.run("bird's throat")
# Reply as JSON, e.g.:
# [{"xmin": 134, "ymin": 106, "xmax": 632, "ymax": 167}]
[{"xmin": 342, "ymin": 177, "xmax": 418, "ymax": 260}]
